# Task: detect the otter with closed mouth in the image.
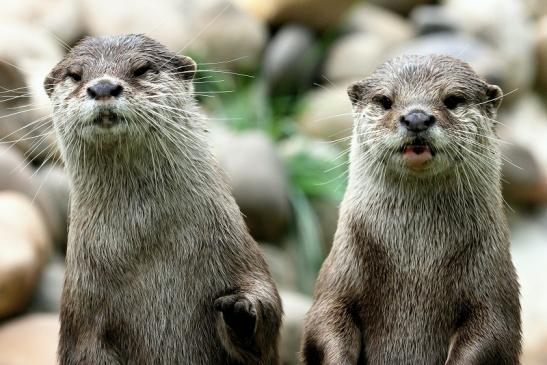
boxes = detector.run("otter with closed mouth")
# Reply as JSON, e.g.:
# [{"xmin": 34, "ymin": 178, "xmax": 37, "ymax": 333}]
[
  {"xmin": 301, "ymin": 54, "xmax": 521, "ymax": 364},
  {"xmin": 45, "ymin": 34, "xmax": 282, "ymax": 365}
]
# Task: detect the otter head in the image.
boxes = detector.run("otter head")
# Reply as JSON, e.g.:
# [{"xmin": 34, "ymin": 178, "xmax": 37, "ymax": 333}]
[
  {"xmin": 44, "ymin": 34, "xmax": 197, "ymax": 152},
  {"xmin": 347, "ymin": 54, "xmax": 502, "ymax": 179}
]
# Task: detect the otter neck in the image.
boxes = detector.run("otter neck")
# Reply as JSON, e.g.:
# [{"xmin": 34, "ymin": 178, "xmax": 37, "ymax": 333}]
[
  {"xmin": 63, "ymin": 132, "xmax": 230, "ymax": 211},
  {"xmin": 345, "ymin": 147, "xmax": 505, "ymax": 228}
]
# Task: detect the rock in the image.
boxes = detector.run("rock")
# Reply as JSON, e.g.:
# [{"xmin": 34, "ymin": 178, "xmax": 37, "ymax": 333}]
[
  {"xmin": 501, "ymin": 144, "xmax": 547, "ymax": 206},
  {"xmin": 324, "ymin": 33, "xmax": 387, "ymax": 85},
  {"xmin": 522, "ymin": 0, "xmax": 547, "ymax": 18},
  {"xmin": 410, "ymin": 5, "xmax": 458, "ymax": 35},
  {"xmin": 443, "ymin": 0, "xmax": 535, "ymax": 94},
  {"xmin": 324, "ymin": 9, "xmax": 413, "ymax": 87},
  {"xmin": 279, "ymin": 291, "xmax": 313, "ymax": 365},
  {"xmin": 28, "ymin": 254, "xmax": 65, "ymax": 313},
  {"xmin": 262, "ymin": 25, "xmax": 318, "ymax": 96},
  {"xmin": 35, "ymin": 164, "xmax": 70, "ymax": 250},
  {"xmin": 260, "ymin": 244, "xmax": 298, "ymax": 290},
  {"xmin": 367, "ymin": 0, "xmax": 434, "ymax": 15},
  {"xmin": 390, "ymin": 33, "xmax": 506, "ymax": 88},
  {"xmin": 0, "ymin": 313, "xmax": 59, "ymax": 365},
  {"xmin": 80, "ymin": 0, "xmax": 192, "ymax": 53},
  {"xmin": 0, "ymin": 146, "xmax": 66, "ymax": 249},
  {"xmin": 0, "ymin": 0, "xmax": 83, "ymax": 46},
  {"xmin": 498, "ymin": 94, "xmax": 547, "ymax": 182},
  {"xmin": 0, "ymin": 23, "xmax": 60, "ymax": 163},
  {"xmin": 536, "ymin": 16, "xmax": 547, "ymax": 92},
  {"xmin": 81, "ymin": 0, "xmax": 266, "ymax": 71},
  {"xmin": 0, "ymin": 23, "xmax": 63, "ymax": 63},
  {"xmin": 213, "ymin": 129, "xmax": 291, "ymax": 241},
  {"xmin": 0, "ymin": 192, "xmax": 51, "ymax": 318},
  {"xmin": 297, "ymin": 86, "xmax": 353, "ymax": 144},
  {"xmin": 234, "ymin": 0, "xmax": 356, "ymax": 30},
  {"xmin": 187, "ymin": 1, "xmax": 268, "ymax": 71},
  {"xmin": 343, "ymin": 3, "xmax": 415, "ymax": 44}
]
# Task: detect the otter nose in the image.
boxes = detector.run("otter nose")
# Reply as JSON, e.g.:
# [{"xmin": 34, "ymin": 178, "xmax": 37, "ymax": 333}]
[
  {"xmin": 87, "ymin": 80, "xmax": 123, "ymax": 100},
  {"xmin": 400, "ymin": 111, "xmax": 436, "ymax": 132}
]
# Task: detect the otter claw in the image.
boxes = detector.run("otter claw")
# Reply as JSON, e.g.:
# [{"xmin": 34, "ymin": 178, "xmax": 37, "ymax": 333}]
[{"xmin": 214, "ymin": 294, "xmax": 257, "ymax": 339}]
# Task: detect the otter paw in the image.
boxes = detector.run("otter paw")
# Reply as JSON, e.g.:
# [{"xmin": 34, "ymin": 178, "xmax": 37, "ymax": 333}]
[{"xmin": 214, "ymin": 294, "xmax": 257, "ymax": 339}]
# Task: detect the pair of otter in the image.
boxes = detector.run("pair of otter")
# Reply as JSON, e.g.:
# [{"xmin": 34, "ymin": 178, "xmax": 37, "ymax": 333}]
[{"xmin": 45, "ymin": 35, "xmax": 521, "ymax": 364}]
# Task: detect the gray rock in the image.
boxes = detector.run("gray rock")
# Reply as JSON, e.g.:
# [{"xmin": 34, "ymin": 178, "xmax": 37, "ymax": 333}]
[
  {"xmin": 260, "ymin": 244, "xmax": 298, "ymax": 291},
  {"xmin": 0, "ymin": 192, "xmax": 51, "ymax": 319},
  {"xmin": 297, "ymin": 86, "xmax": 353, "ymax": 144},
  {"xmin": 501, "ymin": 144, "xmax": 547, "ymax": 206},
  {"xmin": 522, "ymin": 0, "xmax": 547, "ymax": 17},
  {"xmin": 279, "ymin": 291, "xmax": 313, "ymax": 365},
  {"xmin": 0, "ymin": 147, "xmax": 63, "ymax": 247},
  {"xmin": 367, "ymin": 0, "xmax": 434, "ymax": 15},
  {"xmin": 498, "ymin": 94, "xmax": 547, "ymax": 181},
  {"xmin": 324, "ymin": 33, "xmax": 388, "ymax": 86},
  {"xmin": 0, "ymin": 28, "xmax": 60, "ymax": 164},
  {"xmin": 82, "ymin": 0, "xmax": 267, "ymax": 71},
  {"xmin": 410, "ymin": 5, "xmax": 458, "ymax": 35},
  {"xmin": 0, "ymin": 0, "xmax": 83, "ymax": 46},
  {"xmin": 535, "ymin": 16, "xmax": 547, "ymax": 92},
  {"xmin": 443, "ymin": 0, "xmax": 535, "ymax": 94},
  {"xmin": 262, "ymin": 25, "xmax": 318, "ymax": 96},
  {"xmin": 234, "ymin": 0, "xmax": 356, "ymax": 30},
  {"xmin": 186, "ymin": 0, "xmax": 268, "ymax": 71},
  {"xmin": 390, "ymin": 33, "xmax": 506, "ymax": 88},
  {"xmin": 343, "ymin": 3, "xmax": 415, "ymax": 43},
  {"xmin": 81, "ymin": 0, "xmax": 191, "ymax": 52},
  {"xmin": 35, "ymin": 164, "xmax": 70, "ymax": 250},
  {"xmin": 28, "ymin": 254, "xmax": 65, "ymax": 313},
  {"xmin": 213, "ymin": 128, "xmax": 291, "ymax": 241}
]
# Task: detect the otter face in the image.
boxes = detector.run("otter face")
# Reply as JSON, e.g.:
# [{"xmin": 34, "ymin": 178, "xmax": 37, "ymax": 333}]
[
  {"xmin": 44, "ymin": 34, "xmax": 196, "ymax": 146},
  {"xmin": 348, "ymin": 54, "xmax": 502, "ymax": 178}
]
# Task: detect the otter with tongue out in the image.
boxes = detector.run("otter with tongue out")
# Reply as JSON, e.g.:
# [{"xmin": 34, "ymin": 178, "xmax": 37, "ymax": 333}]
[{"xmin": 301, "ymin": 55, "xmax": 521, "ymax": 365}]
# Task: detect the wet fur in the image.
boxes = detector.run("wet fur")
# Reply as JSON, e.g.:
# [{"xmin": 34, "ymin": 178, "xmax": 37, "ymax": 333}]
[
  {"xmin": 45, "ymin": 34, "xmax": 282, "ymax": 365},
  {"xmin": 301, "ymin": 55, "xmax": 521, "ymax": 365}
]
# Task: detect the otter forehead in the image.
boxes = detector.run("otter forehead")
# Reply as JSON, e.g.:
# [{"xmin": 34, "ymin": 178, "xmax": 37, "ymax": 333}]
[
  {"xmin": 364, "ymin": 55, "xmax": 485, "ymax": 101},
  {"xmin": 44, "ymin": 34, "xmax": 196, "ymax": 98},
  {"xmin": 64, "ymin": 34, "xmax": 179, "ymax": 78}
]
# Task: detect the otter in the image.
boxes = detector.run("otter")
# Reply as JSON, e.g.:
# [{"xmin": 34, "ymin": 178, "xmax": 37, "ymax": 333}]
[
  {"xmin": 300, "ymin": 55, "xmax": 521, "ymax": 364},
  {"xmin": 44, "ymin": 34, "xmax": 282, "ymax": 365}
]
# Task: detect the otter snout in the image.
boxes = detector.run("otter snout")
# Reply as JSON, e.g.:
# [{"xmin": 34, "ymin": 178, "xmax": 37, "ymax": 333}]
[
  {"xmin": 87, "ymin": 79, "xmax": 123, "ymax": 100},
  {"xmin": 400, "ymin": 110, "xmax": 436, "ymax": 133}
]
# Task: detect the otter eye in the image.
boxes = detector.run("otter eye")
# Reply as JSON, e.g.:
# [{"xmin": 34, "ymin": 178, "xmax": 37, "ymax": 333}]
[
  {"xmin": 133, "ymin": 64, "xmax": 152, "ymax": 77},
  {"xmin": 66, "ymin": 72, "xmax": 81, "ymax": 82},
  {"xmin": 374, "ymin": 95, "xmax": 392, "ymax": 110},
  {"xmin": 444, "ymin": 95, "xmax": 466, "ymax": 110}
]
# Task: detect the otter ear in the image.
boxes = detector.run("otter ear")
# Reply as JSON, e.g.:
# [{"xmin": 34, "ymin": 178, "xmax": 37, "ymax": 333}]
[
  {"xmin": 176, "ymin": 55, "xmax": 197, "ymax": 81},
  {"xmin": 485, "ymin": 84, "xmax": 503, "ymax": 114},
  {"xmin": 44, "ymin": 62, "xmax": 64, "ymax": 98},
  {"xmin": 347, "ymin": 81, "xmax": 367, "ymax": 107}
]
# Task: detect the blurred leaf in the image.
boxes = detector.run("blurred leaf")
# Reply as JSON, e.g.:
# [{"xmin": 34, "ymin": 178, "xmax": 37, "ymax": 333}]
[{"xmin": 286, "ymin": 149, "xmax": 348, "ymax": 202}]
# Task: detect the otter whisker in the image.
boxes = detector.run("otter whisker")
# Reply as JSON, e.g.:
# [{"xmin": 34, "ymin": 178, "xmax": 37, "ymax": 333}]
[{"xmin": 471, "ymin": 88, "xmax": 519, "ymax": 107}]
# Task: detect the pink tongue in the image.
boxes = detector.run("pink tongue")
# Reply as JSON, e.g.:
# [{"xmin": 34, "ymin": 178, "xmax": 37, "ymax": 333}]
[{"xmin": 403, "ymin": 145, "xmax": 432, "ymax": 168}]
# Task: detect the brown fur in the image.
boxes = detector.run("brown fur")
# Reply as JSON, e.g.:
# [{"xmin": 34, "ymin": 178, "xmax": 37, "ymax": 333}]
[
  {"xmin": 301, "ymin": 55, "xmax": 521, "ymax": 365},
  {"xmin": 45, "ymin": 34, "xmax": 282, "ymax": 365}
]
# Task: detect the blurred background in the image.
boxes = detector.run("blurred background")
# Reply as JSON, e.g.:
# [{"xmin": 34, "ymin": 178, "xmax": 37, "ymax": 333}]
[{"xmin": 0, "ymin": 0, "xmax": 546, "ymax": 363}]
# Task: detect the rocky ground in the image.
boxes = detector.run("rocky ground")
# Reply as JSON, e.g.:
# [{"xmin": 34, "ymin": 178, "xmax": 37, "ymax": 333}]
[{"xmin": 0, "ymin": 0, "xmax": 546, "ymax": 364}]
